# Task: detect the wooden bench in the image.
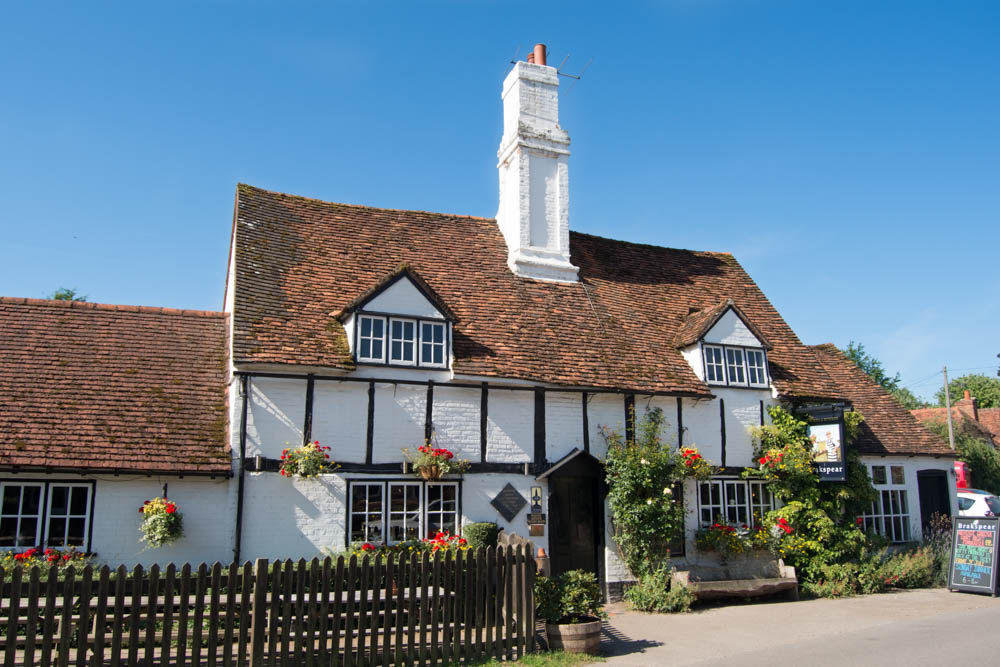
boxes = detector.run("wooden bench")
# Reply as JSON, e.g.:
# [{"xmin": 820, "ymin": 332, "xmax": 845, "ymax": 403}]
[{"xmin": 671, "ymin": 557, "xmax": 799, "ymax": 601}]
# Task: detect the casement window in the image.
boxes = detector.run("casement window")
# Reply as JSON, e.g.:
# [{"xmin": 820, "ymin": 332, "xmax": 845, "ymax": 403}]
[
  {"xmin": 354, "ymin": 313, "xmax": 449, "ymax": 369},
  {"xmin": 389, "ymin": 319, "xmax": 417, "ymax": 365},
  {"xmin": 358, "ymin": 315, "xmax": 387, "ymax": 363},
  {"xmin": 862, "ymin": 465, "xmax": 911, "ymax": 543},
  {"xmin": 704, "ymin": 346, "xmax": 726, "ymax": 384},
  {"xmin": 745, "ymin": 350, "xmax": 767, "ymax": 387},
  {"xmin": 347, "ymin": 480, "xmax": 460, "ymax": 545},
  {"xmin": 0, "ymin": 481, "xmax": 94, "ymax": 551},
  {"xmin": 698, "ymin": 479, "xmax": 775, "ymax": 527},
  {"xmin": 420, "ymin": 322, "xmax": 447, "ymax": 368},
  {"xmin": 702, "ymin": 344, "xmax": 769, "ymax": 388}
]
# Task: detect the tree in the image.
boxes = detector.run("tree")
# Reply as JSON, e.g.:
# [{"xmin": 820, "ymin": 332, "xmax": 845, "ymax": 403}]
[
  {"xmin": 890, "ymin": 387, "xmax": 928, "ymax": 410},
  {"xmin": 936, "ymin": 374, "xmax": 1000, "ymax": 410},
  {"xmin": 49, "ymin": 287, "xmax": 87, "ymax": 302},
  {"xmin": 841, "ymin": 341, "xmax": 900, "ymax": 392},
  {"xmin": 925, "ymin": 421, "xmax": 1000, "ymax": 494}
]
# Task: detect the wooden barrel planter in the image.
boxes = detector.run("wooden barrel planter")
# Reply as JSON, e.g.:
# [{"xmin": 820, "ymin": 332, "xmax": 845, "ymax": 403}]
[{"xmin": 545, "ymin": 617, "xmax": 602, "ymax": 655}]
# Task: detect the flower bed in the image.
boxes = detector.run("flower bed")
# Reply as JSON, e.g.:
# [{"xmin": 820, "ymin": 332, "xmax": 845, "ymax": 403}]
[{"xmin": 1, "ymin": 547, "xmax": 91, "ymax": 573}]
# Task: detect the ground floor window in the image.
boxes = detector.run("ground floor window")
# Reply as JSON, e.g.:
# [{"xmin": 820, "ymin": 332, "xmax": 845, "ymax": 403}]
[
  {"xmin": 348, "ymin": 480, "xmax": 460, "ymax": 546},
  {"xmin": 0, "ymin": 481, "xmax": 94, "ymax": 551},
  {"xmin": 862, "ymin": 464, "xmax": 910, "ymax": 543},
  {"xmin": 698, "ymin": 479, "xmax": 775, "ymax": 527}
]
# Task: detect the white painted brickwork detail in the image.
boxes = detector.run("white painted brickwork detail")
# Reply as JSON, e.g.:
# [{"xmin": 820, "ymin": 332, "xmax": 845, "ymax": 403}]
[
  {"xmin": 587, "ymin": 394, "xmax": 626, "ymax": 459},
  {"xmin": 373, "ymin": 383, "xmax": 426, "ymax": 461},
  {"xmin": 545, "ymin": 392, "xmax": 584, "ymax": 462},
  {"xmin": 247, "ymin": 378, "xmax": 303, "ymax": 458},
  {"xmin": 486, "ymin": 391, "xmax": 533, "ymax": 463},
  {"xmin": 312, "ymin": 382, "xmax": 369, "ymax": 462},
  {"xmin": 703, "ymin": 309, "xmax": 762, "ymax": 347},
  {"xmin": 716, "ymin": 388, "xmax": 771, "ymax": 467},
  {"xmin": 431, "ymin": 386, "xmax": 481, "ymax": 461}
]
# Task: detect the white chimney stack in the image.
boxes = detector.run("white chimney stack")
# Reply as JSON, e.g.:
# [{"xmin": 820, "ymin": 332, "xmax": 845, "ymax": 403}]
[{"xmin": 496, "ymin": 43, "xmax": 579, "ymax": 283}]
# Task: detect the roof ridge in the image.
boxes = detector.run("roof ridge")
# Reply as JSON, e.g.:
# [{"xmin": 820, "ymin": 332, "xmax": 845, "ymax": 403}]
[
  {"xmin": 0, "ymin": 296, "xmax": 227, "ymax": 319},
  {"xmin": 570, "ymin": 229, "xmax": 735, "ymax": 256},
  {"xmin": 237, "ymin": 182, "xmax": 497, "ymax": 223}
]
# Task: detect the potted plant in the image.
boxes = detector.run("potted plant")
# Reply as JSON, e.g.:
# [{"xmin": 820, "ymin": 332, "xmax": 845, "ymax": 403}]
[
  {"xmin": 534, "ymin": 569, "xmax": 605, "ymax": 655},
  {"xmin": 403, "ymin": 442, "xmax": 470, "ymax": 480},
  {"xmin": 280, "ymin": 440, "xmax": 339, "ymax": 479}
]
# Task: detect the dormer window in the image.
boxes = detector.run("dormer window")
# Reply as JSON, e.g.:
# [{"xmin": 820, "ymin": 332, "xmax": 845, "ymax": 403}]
[
  {"xmin": 340, "ymin": 267, "xmax": 457, "ymax": 370},
  {"xmin": 358, "ymin": 315, "xmax": 386, "ymax": 363},
  {"xmin": 704, "ymin": 344, "xmax": 769, "ymax": 388},
  {"xmin": 389, "ymin": 318, "xmax": 417, "ymax": 365}
]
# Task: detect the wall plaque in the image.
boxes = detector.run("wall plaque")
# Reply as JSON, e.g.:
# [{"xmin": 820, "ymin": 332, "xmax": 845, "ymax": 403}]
[{"xmin": 491, "ymin": 483, "xmax": 527, "ymax": 522}]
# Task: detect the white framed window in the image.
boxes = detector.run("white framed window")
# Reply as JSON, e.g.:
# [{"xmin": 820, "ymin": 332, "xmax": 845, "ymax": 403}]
[
  {"xmin": 45, "ymin": 484, "xmax": 91, "ymax": 548},
  {"xmin": 349, "ymin": 482, "xmax": 385, "ymax": 544},
  {"xmin": 425, "ymin": 483, "xmax": 459, "ymax": 536},
  {"xmin": 0, "ymin": 483, "xmax": 43, "ymax": 548},
  {"xmin": 704, "ymin": 345, "xmax": 726, "ymax": 384},
  {"xmin": 746, "ymin": 349, "xmax": 768, "ymax": 387},
  {"xmin": 699, "ymin": 479, "xmax": 776, "ymax": 528},
  {"xmin": 388, "ymin": 481, "xmax": 422, "ymax": 542},
  {"xmin": 358, "ymin": 315, "xmax": 386, "ymax": 363},
  {"xmin": 862, "ymin": 465, "xmax": 911, "ymax": 543},
  {"xmin": 725, "ymin": 348, "xmax": 747, "ymax": 386},
  {"xmin": 420, "ymin": 321, "xmax": 447, "ymax": 368},
  {"xmin": 389, "ymin": 318, "xmax": 417, "ymax": 365},
  {"xmin": 347, "ymin": 480, "xmax": 463, "ymax": 546}
]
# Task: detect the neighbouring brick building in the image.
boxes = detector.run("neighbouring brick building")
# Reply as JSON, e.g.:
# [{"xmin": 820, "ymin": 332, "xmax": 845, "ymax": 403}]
[{"xmin": 0, "ymin": 45, "xmax": 957, "ymax": 592}]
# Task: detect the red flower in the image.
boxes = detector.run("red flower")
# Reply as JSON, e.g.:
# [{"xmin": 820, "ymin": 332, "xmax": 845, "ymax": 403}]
[
  {"xmin": 855, "ymin": 517, "xmax": 864, "ymax": 526},
  {"xmin": 361, "ymin": 543, "xmax": 375, "ymax": 552},
  {"xmin": 314, "ymin": 440, "xmax": 320, "ymax": 445},
  {"xmin": 458, "ymin": 538, "xmax": 467, "ymax": 545},
  {"xmin": 62, "ymin": 554, "xmax": 71, "ymax": 561},
  {"xmin": 280, "ymin": 470, "xmax": 286, "ymax": 476},
  {"xmin": 165, "ymin": 504, "xmax": 176, "ymax": 514}
]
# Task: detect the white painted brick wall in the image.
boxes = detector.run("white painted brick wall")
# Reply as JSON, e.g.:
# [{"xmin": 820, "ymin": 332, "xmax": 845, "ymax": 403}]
[
  {"xmin": 486, "ymin": 391, "xmax": 532, "ymax": 463},
  {"xmin": 312, "ymin": 382, "xmax": 368, "ymax": 462},
  {"xmin": 545, "ymin": 392, "xmax": 584, "ymax": 463},
  {"xmin": 241, "ymin": 473, "xmax": 348, "ymax": 559},
  {"xmin": 716, "ymin": 388, "xmax": 768, "ymax": 467},
  {"xmin": 860, "ymin": 456, "xmax": 957, "ymax": 541},
  {"xmin": 703, "ymin": 309, "xmax": 763, "ymax": 347},
  {"xmin": 247, "ymin": 377, "xmax": 304, "ymax": 457},
  {"xmin": 681, "ymin": 398, "xmax": 722, "ymax": 465},
  {"xmin": 587, "ymin": 394, "xmax": 626, "ymax": 460},
  {"xmin": 461, "ymin": 473, "xmax": 548, "ymax": 555},
  {"xmin": 372, "ymin": 383, "xmax": 426, "ymax": 462},
  {"xmin": 432, "ymin": 386, "xmax": 481, "ymax": 462}
]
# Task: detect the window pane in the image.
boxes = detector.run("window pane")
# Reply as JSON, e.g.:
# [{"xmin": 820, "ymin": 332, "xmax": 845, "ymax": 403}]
[
  {"xmin": 48, "ymin": 518, "xmax": 67, "ymax": 546},
  {"xmin": 361, "ymin": 318, "xmax": 372, "ymax": 337},
  {"xmin": 872, "ymin": 466, "xmax": 887, "ymax": 485},
  {"xmin": 361, "ymin": 339, "xmax": 372, "ymax": 358},
  {"xmin": 434, "ymin": 346, "xmax": 443, "ymax": 364},
  {"xmin": 891, "ymin": 466, "xmax": 905, "ymax": 486},
  {"xmin": 69, "ymin": 487, "xmax": 88, "ymax": 515},
  {"xmin": 0, "ymin": 518, "xmax": 16, "ymax": 546},
  {"xmin": 67, "ymin": 518, "xmax": 86, "ymax": 545},
  {"xmin": 18, "ymin": 518, "xmax": 38, "ymax": 547},
  {"xmin": 22, "ymin": 487, "xmax": 41, "ymax": 516},
  {"xmin": 372, "ymin": 319, "xmax": 383, "ymax": 337},
  {"xmin": 391, "ymin": 340, "xmax": 402, "ymax": 359},
  {"xmin": 371, "ymin": 339, "xmax": 383, "ymax": 359},
  {"xmin": 2, "ymin": 486, "xmax": 20, "ymax": 515}
]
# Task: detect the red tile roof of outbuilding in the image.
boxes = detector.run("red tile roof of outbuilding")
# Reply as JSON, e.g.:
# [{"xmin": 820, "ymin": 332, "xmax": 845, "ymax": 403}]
[{"xmin": 0, "ymin": 297, "xmax": 232, "ymax": 475}]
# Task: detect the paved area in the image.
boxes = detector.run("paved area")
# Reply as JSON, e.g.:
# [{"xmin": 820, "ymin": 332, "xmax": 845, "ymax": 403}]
[{"xmin": 590, "ymin": 588, "xmax": 1000, "ymax": 666}]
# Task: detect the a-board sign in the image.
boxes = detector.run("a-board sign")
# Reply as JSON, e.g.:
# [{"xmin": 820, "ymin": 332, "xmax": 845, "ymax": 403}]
[{"xmin": 948, "ymin": 516, "xmax": 1000, "ymax": 595}]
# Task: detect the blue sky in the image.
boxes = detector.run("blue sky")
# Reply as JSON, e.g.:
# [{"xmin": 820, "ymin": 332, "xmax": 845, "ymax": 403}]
[{"xmin": 2, "ymin": 1, "xmax": 997, "ymax": 401}]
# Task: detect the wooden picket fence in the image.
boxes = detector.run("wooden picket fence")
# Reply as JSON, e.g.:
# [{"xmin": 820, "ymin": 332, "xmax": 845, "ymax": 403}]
[{"xmin": 0, "ymin": 545, "xmax": 536, "ymax": 666}]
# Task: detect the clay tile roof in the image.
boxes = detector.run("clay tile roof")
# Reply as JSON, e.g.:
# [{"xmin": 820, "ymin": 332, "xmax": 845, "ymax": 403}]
[
  {"xmin": 673, "ymin": 298, "xmax": 772, "ymax": 350},
  {"xmin": 233, "ymin": 183, "xmax": 843, "ymax": 399},
  {"xmin": 910, "ymin": 404, "xmax": 1000, "ymax": 448},
  {"xmin": 810, "ymin": 343, "xmax": 953, "ymax": 457},
  {"xmin": 0, "ymin": 297, "xmax": 232, "ymax": 475}
]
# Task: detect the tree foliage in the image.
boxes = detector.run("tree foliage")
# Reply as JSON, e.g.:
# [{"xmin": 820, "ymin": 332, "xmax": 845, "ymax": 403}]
[
  {"xmin": 925, "ymin": 420, "xmax": 1000, "ymax": 494},
  {"xmin": 842, "ymin": 341, "xmax": 900, "ymax": 391},
  {"xmin": 936, "ymin": 374, "xmax": 1000, "ymax": 410},
  {"xmin": 890, "ymin": 387, "xmax": 928, "ymax": 410},
  {"xmin": 49, "ymin": 287, "xmax": 87, "ymax": 302}
]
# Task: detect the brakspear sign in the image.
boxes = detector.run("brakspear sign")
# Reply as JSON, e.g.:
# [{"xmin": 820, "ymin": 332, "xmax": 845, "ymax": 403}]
[{"xmin": 798, "ymin": 404, "xmax": 848, "ymax": 482}]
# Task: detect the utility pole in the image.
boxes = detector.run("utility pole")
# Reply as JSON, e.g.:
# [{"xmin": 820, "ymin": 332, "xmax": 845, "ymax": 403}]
[{"xmin": 943, "ymin": 366, "xmax": 955, "ymax": 452}]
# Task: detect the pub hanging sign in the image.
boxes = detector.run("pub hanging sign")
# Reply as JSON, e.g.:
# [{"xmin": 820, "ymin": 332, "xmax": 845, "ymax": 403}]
[{"xmin": 809, "ymin": 415, "xmax": 846, "ymax": 482}]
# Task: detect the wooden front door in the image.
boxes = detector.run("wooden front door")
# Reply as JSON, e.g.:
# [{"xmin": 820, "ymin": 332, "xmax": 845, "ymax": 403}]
[
  {"xmin": 549, "ymin": 476, "xmax": 599, "ymax": 576},
  {"xmin": 917, "ymin": 470, "xmax": 951, "ymax": 531}
]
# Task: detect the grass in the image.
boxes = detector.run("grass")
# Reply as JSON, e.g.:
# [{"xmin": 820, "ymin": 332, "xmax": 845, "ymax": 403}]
[{"xmin": 446, "ymin": 651, "xmax": 605, "ymax": 667}]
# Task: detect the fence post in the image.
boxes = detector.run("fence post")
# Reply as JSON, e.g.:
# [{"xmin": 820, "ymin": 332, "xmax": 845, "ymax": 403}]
[
  {"xmin": 249, "ymin": 559, "xmax": 268, "ymax": 667},
  {"xmin": 526, "ymin": 547, "xmax": 536, "ymax": 653}
]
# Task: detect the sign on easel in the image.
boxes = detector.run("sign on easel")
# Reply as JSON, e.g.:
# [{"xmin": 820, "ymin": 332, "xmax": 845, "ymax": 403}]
[{"xmin": 948, "ymin": 516, "xmax": 1000, "ymax": 595}]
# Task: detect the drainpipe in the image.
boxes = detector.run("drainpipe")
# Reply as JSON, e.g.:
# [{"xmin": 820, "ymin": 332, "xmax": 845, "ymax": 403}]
[{"xmin": 234, "ymin": 375, "xmax": 250, "ymax": 564}]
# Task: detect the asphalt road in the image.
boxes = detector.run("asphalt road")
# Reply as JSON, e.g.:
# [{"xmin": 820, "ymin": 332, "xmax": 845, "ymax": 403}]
[{"xmin": 593, "ymin": 588, "xmax": 1000, "ymax": 666}]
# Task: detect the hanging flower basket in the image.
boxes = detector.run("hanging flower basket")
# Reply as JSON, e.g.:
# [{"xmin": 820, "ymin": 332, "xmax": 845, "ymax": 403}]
[
  {"xmin": 403, "ymin": 442, "xmax": 470, "ymax": 479},
  {"xmin": 280, "ymin": 441, "xmax": 340, "ymax": 479},
  {"xmin": 138, "ymin": 497, "xmax": 183, "ymax": 549}
]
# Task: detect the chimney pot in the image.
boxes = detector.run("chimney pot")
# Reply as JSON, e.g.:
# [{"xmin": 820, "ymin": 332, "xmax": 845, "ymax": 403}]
[
  {"xmin": 533, "ymin": 43, "xmax": 547, "ymax": 66},
  {"xmin": 965, "ymin": 390, "xmax": 971, "ymax": 400}
]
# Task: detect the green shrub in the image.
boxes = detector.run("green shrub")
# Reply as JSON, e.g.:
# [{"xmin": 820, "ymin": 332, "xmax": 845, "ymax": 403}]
[
  {"xmin": 463, "ymin": 522, "xmax": 501, "ymax": 550},
  {"xmin": 624, "ymin": 567, "xmax": 694, "ymax": 613},
  {"xmin": 803, "ymin": 546, "xmax": 939, "ymax": 599},
  {"xmin": 535, "ymin": 570, "xmax": 605, "ymax": 624}
]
